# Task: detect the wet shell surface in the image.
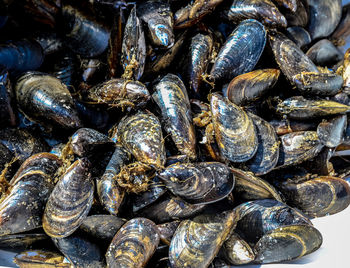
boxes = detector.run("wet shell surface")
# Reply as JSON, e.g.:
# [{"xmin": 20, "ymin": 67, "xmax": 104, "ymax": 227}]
[{"xmin": 42, "ymin": 158, "xmax": 94, "ymax": 238}]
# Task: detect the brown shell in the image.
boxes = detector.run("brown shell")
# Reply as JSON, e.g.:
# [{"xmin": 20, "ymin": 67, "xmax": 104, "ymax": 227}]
[
  {"xmin": 117, "ymin": 111, "xmax": 166, "ymax": 169},
  {"xmin": 43, "ymin": 158, "xmax": 94, "ymax": 238},
  {"xmin": 106, "ymin": 217, "xmax": 160, "ymax": 268}
]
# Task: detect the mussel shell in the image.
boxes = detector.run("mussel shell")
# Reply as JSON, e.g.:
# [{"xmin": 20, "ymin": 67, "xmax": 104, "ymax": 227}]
[
  {"xmin": 70, "ymin": 127, "xmax": 114, "ymax": 157},
  {"xmin": 87, "ymin": 78, "xmax": 150, "ymax": 107},
  {"xmin": 277, "ymin": 96, "xmax": 350, "ymax": 120},
  {"xmin": 0, "ymin": 68, "xmax": 16, "ymax": 126},
  {"xmin": 106, "ymin": 217, "xmax": 160, "ymax": 268},
  {"xmin": 269, "ymin": 31, "xmax": 326, "ymax": 93},
  {"xmin": 169, "ymin": 211, "xmax": 235, "ymax": 268},
  {"xmin": 80, "ymin": 215, "xmax": 126, "ymax": 242},
  {"xmin": 317, "ymin": 114, "xmax": 347, "ymax": 148},
  {"xmin": 144, "ymin": 31, "xmax": 187, "ymax": 76},
  {"xmin": 285, "ymin": 26, "xmax": 311, "ymax": 48},
  {"xmin": 245, "ymin": 112, "xmax": 279, "ymax": 175},
  {"xmin": 283, "ymin": 0, "xmax": 308, "ymax": 27},
  {"xmin": 186, "ymin": 32, "xmax": 213, "ymax": 95},
  {"xmin": 121, "ymin": 6, "xmax": 146, "ymax": 80},
  {"xmin": 137, "ymin": 1, "xmax": 174, "ymax": 48},
  {"xmin": 174, "ymin": 0, "xmax": 224, "ymax": 29},
  {"xmin": 226, "ymin": 0, "xmax": 287, "ymax": 28},
  {"xmin": 226, "ymin": 69, "xmax": 280, "ymax": 106},
  {"xmin": 254, "ymin": 224, "xmax": 322, "ymax": 263},
  {"xmin": 274, "ymin": 0, "xmax": 297, "ymax": 12},
  {"xmin": 14, "ymin": 250, "xmax": 70, "ymax": 267},
  {"xmin": 157, "ymin": 220, "xmax": 180, "ymax": 246},
  {"xmin": 158, "ymin": 162, "xmax": 234, "ymax": 205},
  {"xmin": 210, "ymin": 19, "xmax": 266, "ymax": 82},
  {"xmin": 132, "ymin": 176, "xmax": 167, "ymax": 213},
  {"xmin": 62, "ymin": 5, "xmax": 110, "ymax": 58},
  {"xmin": 117, "ymin": 111, "xmax": 166, "ymax": 168},
  {"xmin": 0, "ymin": 128, "xmax": 48, "ymax": 162},
  {"xmin": 43, "ymin": 158, "xmax": 94, "ymax": 238},
  {"xmin": 53, "ymin": 235, "xmax": 104, "ymax": 268},
  {"xmin": 0, "ymin": 153, "xmax": 61, "ymax": 235},
  {"xmin": 15, "ymin": 72, "xmax": 81, "ymax": 129},
  {"xmin": 230, "ymin": 168, "xmax": 282, "ymax": 202},
  {"xmin": 234, "ymin": 199, "xmax": 311, "ymax": 244},
  {"xmin": 0, "ymin": 39, "xmax": 44, "ymax": 73},
  {"xmin": 307, "ymin": 0, "xmax": 342, "ymax": 40},
  {"xmin": 210, "ymin": 92, "xmax": 258, "ymax": 162},
  {"xmin": 269, "ymin": 119, "xmax": 318, "ymax": 135},
  {"xmin": 221, "ymin": 232, "xmax": 254, "ymax": 265},
  {"xmin": 302, "ymin": 147, "xmax": 335, "ymax": 176},
  {"xmin": 139, "ymin": 194, "xmax": 206, "ymax": 223},
  {"xmin": 342, "ymin": 48, "xmax": 350, "ymax": 91},
  {"xmin": 97, "ymin": 145, "xmax": 130, "ymax": 215},
  {"xmin": 0, "ymin": 141, "xmax": 14, "ymax": 172},
  {"xmin": 273, "ymin": 176, "xmax": 350, "ymax": 217},
  {"xmin": 153, "ymin": 74, "xmax": 196, "ymax": 160},
  {"xmin": 277, "ymin": 131, "xmax": 323, "ymax": 168},
  {"xmin": 0, "ymin": 233, "xmax": 49, "ymax": 249},
  {"xmin": 331, "ymin": 4, "xmax": 350, "ymax": 54},
  {"xmin": 292, "ymin": 72, "xmax": 343, "ymax": 96},
  {"xmin": 306, "ymin": 39, "xmax": 343, "ymax": 66}
]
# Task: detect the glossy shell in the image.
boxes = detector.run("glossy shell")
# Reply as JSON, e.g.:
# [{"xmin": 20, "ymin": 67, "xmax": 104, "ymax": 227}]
[
  {"xmin": 235, "ymin": 199, "xmax": 311, "ymax": 243},
  {"xmin": 277, "ymin": 131, "xmax": 323, "ymax": 168},
  {"xmin": 137, "ymin": 1, "xmax": 174, "ymax": 48},
  {"xmin": 210, "ymin": 19, "xmax": 266, "ymax": 82},
  {"xmin": 273, "ymin": 176, "xmax": 350, "ymax": 217},
  {"xmin": 117, "ymin": 111, "xmax": 166, "ymax": 169},
  {"xmin": 62, "ymin": 5, "xmax": 110, "ymax": 58},
  {"xmin": 226, "ymin": 69, "xmax": 280, "ymax": 106},
  {"xmin": 121, "ymin": 7, "xmax": 146, "ymax": 80},
  {"xmin": 317, "ymin": 115, "xmax": 347, "ymax": 148},
  {"xmin": 254, "ymin": 225, "xmax": 322, "ymax": 263},
  {"xmin": 97, "ymin": 145, "xmax": 130, "ymax": 215},
  {"xmin": 158, "ymin": 162, "xmax": 234, "ymax": 204},
  {"xmin": 174, "ymin": 0, "xmax": 223, "ymax": 29},
  {"xmin": 132, "ymin": 176, "xmax": 167, "ymax": 213},
  {"xmin": 153, "ymin": 74, "xmax": 196, "ymax": 159},
  {"xmin": 221, "ymin": 232, "xmax": 255, "ymax": 265},
  {"xmin": 187, "ymin": 33, "xmax": 213, "ymax": 94},
  {"xmin": 15, "ymin": 72, "xmax": 81, "ymax": 129},
  {"xmin": 53, "ymin": 235, "xmax": 104, "ymax": 268},
  {"xmin": 88, "ymin": 78, "xmax": 150, "ymax": 108},
  {"xmin": 70, "ymin": 127, "xmax": 114, "ymax": 157},
  {"xmin": 43, "ymin": 158, "xmax": 94, "ymax": 238},
  {"xmin": 157, "ymin": 220, "xmax": 180, "ymax": 246},
  {"xmin": 306, "ymin": 39, "xmax": 343, "ymax": 66},
  {"xmin": 210, "ymin": 93, "xmax": 258, "ymax": 162},
  {"xmin": 14, "ymin": 250, "xmax": 70, "ymax": 268},
  {"xmin": 0, "ymin": 153, "xmax": 61, "ymax": 235},
  {"xmin": 139, "ymin": 195, "xmax": 206, "ymax": 223},
  {"xmin": 307, "ymin": 0, "xmax": 342, "ymax": 40},
  {"xmin": 80, "ymin": 215, "xmax": 125, "ymax": 242},
  {"xmin": 285, "ymin": 26, "xmax": 311, "ymax": 48},
  {"xmin": 106, "ymin": 218, "xmax": 160, "ymax": 268},
  {"xmin": 226, "ymin": 0, "xmax": 287, "ymax": 27},
  {"xmin": 230, "ymin": 168, "xmax": 282, "ymax": 202},
  {"xmin": 169, "ymin": 211, "xmax": 235, "ymax": 268},
  {"xmin": 277, "ymin": 96, "xmax": 350, "ymax": 120},
  {"xmin": 245, "ymin": 112, "xmax": 279, "ymax": 175},
  {"xmin": 269, "ymin": 31, "xmax": 342, "ymax": 96},
  {"xmin": 0, "ymin": 39, "xmax": 44, "ymax": 73}
]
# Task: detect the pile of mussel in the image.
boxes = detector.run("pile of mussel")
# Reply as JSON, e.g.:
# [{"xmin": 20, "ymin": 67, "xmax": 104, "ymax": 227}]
[{"xmin": 1, "ymin": 0, "xmax": 350, "ymax": 267}]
